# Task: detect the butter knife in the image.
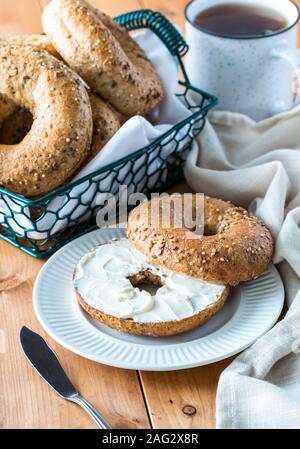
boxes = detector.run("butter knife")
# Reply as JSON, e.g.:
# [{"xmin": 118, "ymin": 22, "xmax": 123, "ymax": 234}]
[{"xmin": 20, "ymin": 326, "xmax": 112, "ymax": 429}]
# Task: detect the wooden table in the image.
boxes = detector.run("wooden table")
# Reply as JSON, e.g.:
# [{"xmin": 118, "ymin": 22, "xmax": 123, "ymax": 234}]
[{"xmin": 0, "ymin": 0, "xmax": 298, "ymax": 430}]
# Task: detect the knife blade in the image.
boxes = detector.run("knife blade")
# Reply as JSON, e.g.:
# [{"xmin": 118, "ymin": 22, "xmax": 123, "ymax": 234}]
[
  {"xmin": 20, "ymin": 326, "xmax": 77, "ymax": 398},
  {"xmin": 20, "ymin": 326, "xmax": 112, "ymax": 429}
]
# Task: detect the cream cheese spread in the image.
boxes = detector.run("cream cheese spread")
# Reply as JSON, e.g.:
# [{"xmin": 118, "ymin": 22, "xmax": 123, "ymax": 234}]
[{"xmin": 74, "ymin": 239, "xmax": 226, "ymax": 323}]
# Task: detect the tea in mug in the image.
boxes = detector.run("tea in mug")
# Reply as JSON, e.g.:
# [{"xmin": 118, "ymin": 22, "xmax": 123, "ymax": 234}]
[{"xmin": 193, "ymin": 3, "xmax": 288, "ymax": 37}]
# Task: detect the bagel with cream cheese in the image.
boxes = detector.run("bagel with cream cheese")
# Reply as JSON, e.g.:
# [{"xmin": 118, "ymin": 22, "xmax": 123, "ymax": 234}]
[
  {"xmin": 74, "ymin": 196, "xmax": 274, "ymax": 336},
  {"xmin": 73, "ymin": 239, "xmax": 229, "ymax": 337}
]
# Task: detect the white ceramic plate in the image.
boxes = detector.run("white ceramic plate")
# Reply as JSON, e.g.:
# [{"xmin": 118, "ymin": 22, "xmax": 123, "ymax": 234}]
[{"xmin": 33, "ymin": 227, "xmax": 284, "ymax": 371}]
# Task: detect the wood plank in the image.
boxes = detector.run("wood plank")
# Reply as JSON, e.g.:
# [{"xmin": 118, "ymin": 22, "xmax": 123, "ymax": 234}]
[
  {"xmin": 0, "ymin": 0, "xmax": 43, "ymax": 34},
  {"xmin": 139, "ymin": 360, "xmax": 232, "ymax": 429},
  {"xmin": 139, "ymin": 0, "xmax": 300, "ymax": 429},
  {"xmin": 0, "ymin": 237, "xmax": 150, "ymax": 429},
  {"xmin": 38, "ymin": 0, "xmax": 144, "ymax": 17},
  {"xmin": 139, "ymin": 178, "xmax": 232, "ymax": 429},
  {"xmin": 0, "ymin": 0, "xmax": 149, "ymax": 430}
]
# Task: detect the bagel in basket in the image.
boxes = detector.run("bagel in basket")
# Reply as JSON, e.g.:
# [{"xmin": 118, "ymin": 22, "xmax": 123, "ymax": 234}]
[
  {"xmin": 0, "ymin": 45, "xmax": 93, "ymax": 196},
  {"xmin": 42, "ymin": 0, "xmax": 164, "ymax": 116},
  {"xmin": 73, "ymin": 239, "xmax": 230, "ymax": 337}
]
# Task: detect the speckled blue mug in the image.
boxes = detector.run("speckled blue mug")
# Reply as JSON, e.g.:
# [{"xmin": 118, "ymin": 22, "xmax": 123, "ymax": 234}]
[{"xmin": 185, "ymin": 0, "xmax": 300, "ymax": 121}]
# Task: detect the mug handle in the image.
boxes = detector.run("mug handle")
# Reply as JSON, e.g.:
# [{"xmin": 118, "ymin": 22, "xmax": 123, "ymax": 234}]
[{"xmin": 271, "ymin": 47, "xmax": 300, "ymax": 106}]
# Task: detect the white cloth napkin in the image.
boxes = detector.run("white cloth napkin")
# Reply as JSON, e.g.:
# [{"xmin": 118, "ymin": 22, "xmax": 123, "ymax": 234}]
[
  {"xmin": 184, "ymin": 106, "xmax": 300, "ymax": 429},
  {"xmin": 0, "ymin": 30, "xmax": 191, "ymax": 239}
]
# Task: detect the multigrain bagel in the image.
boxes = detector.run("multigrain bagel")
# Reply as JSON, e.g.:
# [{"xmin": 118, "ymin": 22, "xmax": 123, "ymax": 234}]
[
  {"xmin": 73, "ymin": 239, "xmax": 230, "ymax": 337},
  {"xmin": 0, "ymin": 34, "xmax": 61, "ymax": 59},
  {"xmin": 0, "ymin": 45, "xmax": 93, "ymax": 196},
  {"xmin": 42, "ymin": 0, "xmax": 164, "ymax": 116},
  {"xmin": 126, "ymin": 195, "xmax": 274, "ymax": 286}
]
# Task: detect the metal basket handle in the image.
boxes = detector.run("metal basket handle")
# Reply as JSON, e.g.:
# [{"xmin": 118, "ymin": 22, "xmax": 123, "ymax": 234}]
[{"xmin": 115, "ymin": 9, "xmax": 189, "ymax": 57}]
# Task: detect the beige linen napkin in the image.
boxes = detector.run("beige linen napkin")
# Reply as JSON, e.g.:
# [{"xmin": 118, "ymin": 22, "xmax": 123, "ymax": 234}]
[{"xmin": 184, "ymin": 106, "xmax": 300, "ymax": 429}]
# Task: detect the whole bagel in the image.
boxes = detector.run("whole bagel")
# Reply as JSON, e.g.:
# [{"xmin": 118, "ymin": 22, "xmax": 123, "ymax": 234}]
[
  {"xmin": 42, "ymin": 0, "xmax": 164, "ymax": 116},
  {"xmin": 0, "ymin": 45, "xmax": 93, "ymax": 197},
  {"xmin": 0, "ymin": 34, "xmax": 61, "ymax": 59},
  {"xmin": 126, "ymin": 195, "xmax": 274, "ymax": 286}
]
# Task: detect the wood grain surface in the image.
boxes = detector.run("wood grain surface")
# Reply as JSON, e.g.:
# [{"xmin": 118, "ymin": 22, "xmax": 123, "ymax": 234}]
[{"xmin": 0, "ymin": 0, "xmax": 298, "ymax": 429}]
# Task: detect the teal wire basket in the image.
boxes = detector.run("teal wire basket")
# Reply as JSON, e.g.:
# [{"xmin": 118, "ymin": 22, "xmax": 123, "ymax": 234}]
[{"xmin": 0, "ymin": 9, "xmax": 217, "ymax": 258}]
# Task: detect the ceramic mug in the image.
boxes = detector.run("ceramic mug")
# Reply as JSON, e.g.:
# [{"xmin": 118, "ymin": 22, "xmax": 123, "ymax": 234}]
[{"xmin": 185, "ymin": 0, "xmax": 300, "ymax": 121}]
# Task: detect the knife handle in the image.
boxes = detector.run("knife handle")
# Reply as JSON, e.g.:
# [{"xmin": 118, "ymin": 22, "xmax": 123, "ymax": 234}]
[{"xmin": 69, "ymin": 394, "xmax": 112, "ymax": 429}]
